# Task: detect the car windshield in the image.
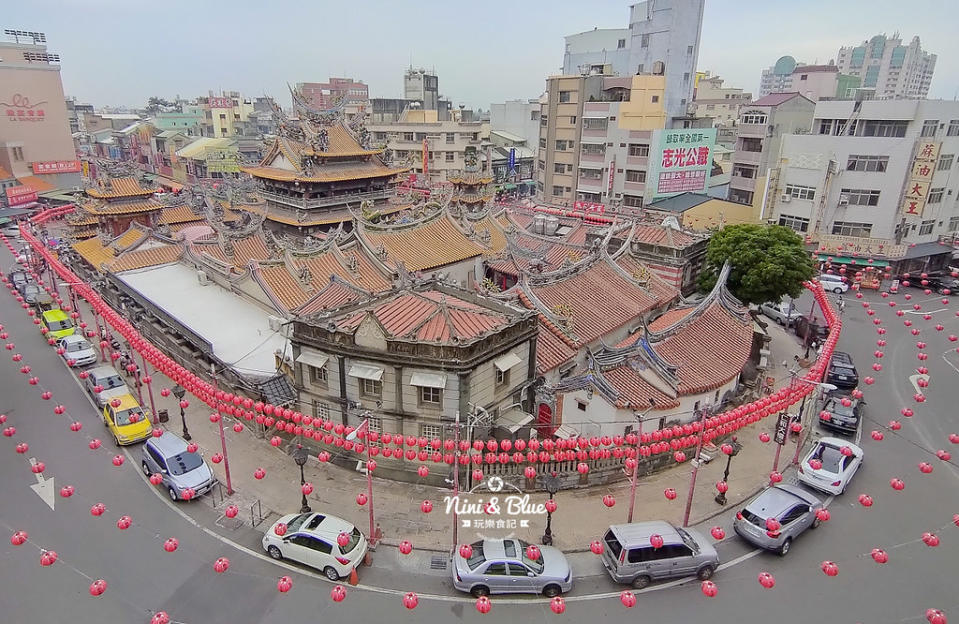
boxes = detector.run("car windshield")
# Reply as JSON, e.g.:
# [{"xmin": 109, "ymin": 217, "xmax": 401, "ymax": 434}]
[
  {"xmin": 100, "ymin": 374, "xmax": 125, "ymax": 389},
  {"xmin": 825, "ymin": 400, "xmax": 855, "ymax": 417},
  {"xmin": 466, "ymin": 541, "xmax": 486, "ymax": 569},
  {"xmin": 741, "ymin": 507, "xmax": 766, "ymax": 529},
  {"xmin": 518, "ymin": 539, "xmax": 545, "ymax": 574},
  {"xmin": 47, "ymin": 319, "xmax": 72, "ymax": 331},
  {"xmin": 285, "ymin": 513, "xmax": 312, "ymax": 532},
  {"xmin": 114, "ymin": 407, "xmax": 146, "ymax": 426},
  {"xmin": 167, "ymin": 451, "xmax": 204, "ymax": 476},
  {"xmin": 676, "ymin": 528, "xmax": 700, "ymax": 553},
  {"xmin": 66, "ymin": 340, "xmax": 92, "ymax": 352},
  {"xmin": 813, "ymin": 444, "xmax": 845, "ymax": 473}
]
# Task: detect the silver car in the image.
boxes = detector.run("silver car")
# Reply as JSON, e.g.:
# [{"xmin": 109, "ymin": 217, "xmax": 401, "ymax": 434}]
[
  {"xmin": 601, "ymin": 521, "xmax": 719, "ymax": 589},
  {"xmin": 85, "ymin": 365, "xmax": 131, "ymax": 407},
  {"xmin": 760, "ymin": 300, "xmax": 801, "ymax": 326},
  {"xmin": 733, "ymin": 484, "xmax": 823, "ymax": 555},
  {"xmin": 141, "ymin": 431, "xmax": 217, "ymax": 501},
  {"xmin": 58, "ymin": 335, "xmax": 98, "ymax": 367},
  {"xmin": 452, "ymin": 538, "xmax": 572, "ymax": 597}
]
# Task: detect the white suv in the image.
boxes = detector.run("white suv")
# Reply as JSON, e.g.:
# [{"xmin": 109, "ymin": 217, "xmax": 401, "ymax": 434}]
[{"xmin": 818, "ymin": 274, "xmax": 849, "ymax": 293}]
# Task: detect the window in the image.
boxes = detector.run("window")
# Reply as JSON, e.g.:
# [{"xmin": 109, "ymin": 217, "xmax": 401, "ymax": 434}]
[
  {"xmin": 800, "ymin": 74, "xmax": 808, "ymax": 81},
  {"xmin": 360, "ymin": 378, "xmax": 382, "ymax": 398},
  {"xmin": 627, "ymin": 547, "xmax": 653, "ymax": 563},
  {"xmin": 628, "ymin": 144, "xmax": 649, "ymax": 157},
  {"xmin": 683, "ymin": 72, "xmax": 690, "ymax": 82},
  {"xmin": 785, "ymin": 184, "xmax": 816, "ymax": 200},
  {"xmin": 539, "ymin": 138, "xmax": 547, "ymax": 149},
  {"xmin": 313, "ymin": 400, "xmax": 330, "ymax": 420},
  {"xmin": 625, "ymin": 170, "xmax": 646, "ymax": 183},
  {"xmin": 623, "ymin": 194, "xmax": 643, "ymax": 208},
  {"xmin": 948, "ymin": 120, "xmax": 959, "ymax": 137},
  {"xmin": 937, "ymin": 154, "xmax": 954, "ymax": 171},
  {"xmin": 861, "ymin": 120, "xmax": 908, "ymax": 137},
  {"xmin": 552, "ymin": 185, "xmax": 565, "ymax": 197},
  {"xmin": 555, "ymin": 140, "xmax": 568, "ymax": 151},
  {"xmin": 309, "ymin": 365, "xmax": 328, "ymax": 386},
  {"xmin": 558, "ymin": 91, "xmax": 571, "ymax": 103},
  {"xmin": 919, "ymin": 219, "xmax": 936, "ymax": 235},
  {"xmin": 419, "ymin": 386, "xmax": 442, "ymax": 406},
  {"xmin": 576, "ymin": 400, "xmax": 587, "ymax": 412},
  {"xmin": 687, "ymin": 45, "xmax": 694, "ymax": 54},
  {"xmin": 403, "ymin": 132, "xmax": 414, "ymax": 142},
  {"xmin": 831, "ymin": 221, "xmax": 872, "ymax": 237},
  {"xmin": 617, "ymin": 38, "xmax": 626, "ymax": 49},
  {"xmin": 733, "ymin": 165, "xmax": 757, "ymax": 179},
  {"xmin": 486, "ymin": 563, "xmax": 508, "ymax": 575},
  {"xmin": 921, "ymin": 120, "xmax": 939, "ymax": 137},
  {"xmin": 818, "ymin": 120, "xmax": 834, "ymax": 135},
  {"xmin": 538, "ymin": 159, "xmax": 545, "ymax": 170},
  {"xmin": 496, "ymin": 367, "xmax": 510, "ymax": 386},
  {"xmin": 569, "ymin": 116, "xmax": 576, "ymax": 125},
  {"xmin": 949, "ymin": 216, "xmax": 959, "ymax": 232},
  {"xmin": 12, "ymin": 146, "xmax": 24, "ymax": 161},
  {"xmin": 928, "ymin": 187, "xmax": 945, "ymax": 204},
  {"xmin": 641, "ymin": 34, "xmax": 650, "ymax": 48},
  {"xmin": 420, "ymin": 424, "xmax": 442, "ymax": 452},
  {"xmin": 554, "ymin": 163, "xmax": 567, "ymax": 174},
  {"xmin": 840, "ymin": 188, "xmax": 880, "ymax": 206},
  {"xmin": 778, "ymin": 215, "xmax": 810, "ymax": 232},
  {"xmin": 651, "ymin": 95, "xmax": 659, "ymax": 103},
  {"xmin": 446, "ymin": 132, "xmax": 455, "ymax": 144},
  {"xmin": 741, "ymin": 113, "xmax": 767, "ymax": 125},
  {"xmin": 740, "ymin": 137, "xmax": 763, "ymax": 152},
  {"xmin": 445, "ymin": 152, "xmax": 455, "ymax": 162},
  {"xmin": 636, "ymin": 64, "xmax": 644, "ymax": 74},
  {"xmin": 847, "ymin": 155, "xmax": 889, "ymax": 172},
  {"xmin": 508, "ymin": 563, "xmax": 528, "ymax": 576}
]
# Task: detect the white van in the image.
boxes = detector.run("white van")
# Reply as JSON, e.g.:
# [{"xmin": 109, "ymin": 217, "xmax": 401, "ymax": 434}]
[{"xmin": 818, "ymin": 274, "xmax": 849, "ymax": 293}]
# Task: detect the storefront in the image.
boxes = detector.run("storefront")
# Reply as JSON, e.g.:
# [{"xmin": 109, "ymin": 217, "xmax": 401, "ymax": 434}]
[{"xmin": 815, "ymin": 255, "xmax": 890, "ymax": 290}]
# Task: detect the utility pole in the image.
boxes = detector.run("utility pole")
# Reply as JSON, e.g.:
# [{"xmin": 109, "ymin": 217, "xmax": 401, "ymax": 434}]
[
  {"xmin": 626, "ymin": 399, "xmax": 657, "ymax": 524},
  {"xmin": 452, "ymin": 410, "xmax": 461, "ymax": 551},
  {"xmin": 211, "ymin": 363, "xmax": 233, "ymax": 495},
  {"xmin": 682, "ymin": 405, "xmax": 710, "ymax": 527}
]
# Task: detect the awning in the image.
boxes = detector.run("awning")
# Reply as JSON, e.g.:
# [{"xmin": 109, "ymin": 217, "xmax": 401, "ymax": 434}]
[
  {"xmin": 495, "ymin": 407, "xmax": 534, "ymax": 434},
  {"xmin": 255, "ymin": 373, "xmax": 297, "ymax": 407},
  {"xmin": 295, "ymin": 350, "xmax": 329, "ymax": 369},
  {"xmin": 409, "ymin": 372, "xmax": 447, "ymax": 388},
  {"xmin": 493, "ymin": 352, "xmax": 523, "ymax": 372},
  {"xmin": 348, "ymin": 363, "xmax": 384, "ymax": 381},
  {"xmin": 816, "ymin": 255, "xmax": 890, "ymax": 268}
]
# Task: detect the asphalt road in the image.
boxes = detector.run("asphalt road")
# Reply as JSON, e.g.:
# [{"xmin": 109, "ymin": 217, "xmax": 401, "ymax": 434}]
[{"xmin": 1, "ymin": 255, "xmax": 956, "ymax": 623}]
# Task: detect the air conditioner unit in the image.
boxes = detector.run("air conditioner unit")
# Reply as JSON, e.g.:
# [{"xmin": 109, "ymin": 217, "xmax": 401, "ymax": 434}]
[
  {"xmin": 268, "ymin": 315, "xmax": 282, "ymax": 332},
  {"xmin": 838, "ymin": 194, "xmax": 850, "ymax": 206},
  {"xmin": 780, "ymin": 194, "xmax": 791, "ymax": 202}
]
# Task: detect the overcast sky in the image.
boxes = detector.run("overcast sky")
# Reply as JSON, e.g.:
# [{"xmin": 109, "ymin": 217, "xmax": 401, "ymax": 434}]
[{"xmin": 4, "ymin": 0, "xmax": 957, "ymax": 110}]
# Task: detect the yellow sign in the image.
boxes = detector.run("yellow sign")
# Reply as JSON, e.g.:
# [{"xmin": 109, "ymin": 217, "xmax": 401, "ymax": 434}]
[
  {"xmin": 817, "ymin": 234, "xmax": 907, "ymax": 259},
  {"xmin": 900, "ymin": 140, "xmax": 941, "ymax": 221}
]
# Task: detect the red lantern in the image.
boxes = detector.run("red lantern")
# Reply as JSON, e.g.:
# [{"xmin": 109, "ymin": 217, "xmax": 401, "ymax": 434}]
[
  {"xmin": 821, "ymin": 561, "xmax": 839, "ymax": 577},
  {"xmin": 112, "ymin": 455, "xmax": 124, "ymax": 466},
  {"xmin": 758, "ymin": 571, "xmax": 776, "ymax": 589},
  {"xmin": 398, "ymin": 540, "xmax": 413, "ymax": 555},
  {"xmin": 545, "ymin": 499, "xmax": 557, "ymax": 514},
  {"xmin": 649, "ymin": 534, "xmax": 664, "ymax": 549},
  {"xmin": 90, "ymin": 502, "xmax": 106, "ymax": 516},
  {"xmin": 549, "ymin": 596, "xmax": 566, "ymax": 614},
  {"xmin": 602, "ymin": 494, "xmax": 616, "ymax": 508},
  {"xmin": 620, "ymin": 590, "xmax": 636, "ymax": 608},
  {"xmin": 403, "ymin": 592, "xmax": 419, "ymax": 610},
  {"xmin": 922, "ymin": 532, "xmax": 940, "ymax": 547},
  {"xmin": 421, "ymin": 500, "xmax": 433, "ymax": 513},
  {"xmin": 475, "ymin": 595, "xmax": 492, "ymax": 614},
  {"xmin": 701, "ymin": 580, "xmax": 718, "ymax": 597},
  {"xmin": 870, "ymin": 548, "xmax": 888, "ymax": 564},
  {"xmin": 164, "ymin": 538, "xmax": 179, "ymax": 552},
  {"xmin": 890, "ymin": 478, "xmax": 905, "ymax": 491},
  {"xmin": 919, "ymin": 462, "xmax": 934, "ymax": 474},
  {"xmin": 710, "ymin": 526, "xmax": 725, "ymax": 540},
  {"xmin": 59, "ymin": 485, "xmax": 74, "ymax": 498},
  {"xmin": 40, "ymin": 550, "xmax": 58, "ymax": 566},
  {"xmin": 213, "ymin": 557, "xmax": 230, "ymax": 573},
  {"xmin": 858, "ymin": 494, "xmax": 874, "ymax": 507},
  {"xmin": 276, "ymin": 576, "xmax": 293, "ymax": 593},
  {"xmin": 225, "ymin": 505, "xmax": 239, "ymax": 519},
  {"xmin": 331, "ymin": 585, "xmax": 347, "ymax": 603},
  {"xmin": 663, "ymin": 488, "xmax": 677, "ymax": 500},
  {"xmin": 254, "ymin": 467, "xmax": 266, "ymax": 480},
  {"xmin": 926, "ymin": 610, "xmax": 947, "ymax": 624}
]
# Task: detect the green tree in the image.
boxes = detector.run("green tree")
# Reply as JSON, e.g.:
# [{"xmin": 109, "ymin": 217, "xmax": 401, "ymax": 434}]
[{"xmin": 698, "ymin": 224, "xmax": 814, "ymax": 305}]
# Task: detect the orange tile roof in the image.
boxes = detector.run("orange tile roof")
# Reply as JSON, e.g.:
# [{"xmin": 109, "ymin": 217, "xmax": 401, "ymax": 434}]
[
  {"xmin": 361, "ymin": 214, "xmax": 486, "ymax": 272},
  {"xmin": 295, "ymin": 247, "xmax": 391, "ymax": 293},
  {"xmin": 296, "ymin": 280, "xmax": 366, "ymax": 315},
  {"xmin": 533, "ymin": 319, "xmax": 579, "ymax": 372},
  {"xmin": 114, "ymin": 227, "xmax": 147, "ymax": 251},
  {"xmin": 16, "ymin": 175, "xmax": 55, "ymax": 192},
  {"xmin": 243, "ymin": 162, "xmax": 409, "ymax": 184},
  {"xmin": 68, "ymin": 211, "xmax": 97, "ymax": 227},
  {"xmin": 73, "ymin": 238, "xmax": 115, "ymax": 270},
  {"xmin": 296, "ymin": 125, "xmax": 386, "ymax": 158},
  {"xmin": 603, "ymin": 367, "xmax": 680, "ymax": 410},
  {"xmin": 199, "ymin": 234, "xmax": 271, "ymax": 267},
  {"xmin": 468, "ymin": 216, "xmax": 508, "ymax": 254},
  {"xmin": 256, "ymin": 265, "xmax": 313, "ymax": 311},
  {"xmin": 632, "ymin": 224, "xmax": 698, "ymax": 248},
  {"xmin": 108, "ymin": 245, "xmax": 182, "ymax": 273},
  {"xmin": 86, "ymin": 177, "xmax": 157, "ymax": 199},
  {"xmin": 84, "ymin": 199, "xmax": 163, "ymax": 216},
  {"xmin": 0, "ymin": 165, "xmax": 12, "ymax": 180},
  {"xmin": 159, "ymin": 204, "xmax": 204, "ymax": 225},
  {"xmin": 648, "ymin": 307, "xmax": 697, "ymax": 332}
]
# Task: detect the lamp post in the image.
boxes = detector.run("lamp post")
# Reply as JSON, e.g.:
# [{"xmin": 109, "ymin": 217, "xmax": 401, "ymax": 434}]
[
  {"xmin": 626, "ymin": 399, "xmax": 658, "ymax": 524},
  {"xmin": 142, "ymin": 353, "xmax": 158, "ymax": 426},
  {"xmin": 541, "ymin": 472, "xmax": 560, "ymax": 546},
  {"xmin": 682, "ymin": 404, "xmax": 711, "ymax": 527},
  {"xmin": 714, "ymin": 436, "xmax": 742, "ymax": 506},
  {"xmin": 293, "ymin": 445, "xmax": 311, "ymax": 513},
  {"xmin": 346, "ymin": 413, "xmax": 375, "ymax": 547},
  {"xmin": 171, "ymin": 384, "xmax": 190, "ymax": 441}
]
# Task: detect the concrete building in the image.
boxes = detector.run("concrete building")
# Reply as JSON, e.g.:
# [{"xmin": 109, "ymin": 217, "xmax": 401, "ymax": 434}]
[
  {"xmin": 490, "ymin": 99, "xmax": 541, "ymax": 151},
  {"xmin": 727, "ymin": 93, "xmax": 816, "ymax": 206},
  {"xmin": 65, "ymin": 97, "xmax": 94, "ymax": 134},
  {"xmin": 297, "ymin": 77, "xmax": 369, "ymax": 116},
  {"xmin": 195, "ymin": 91, "xmax": 256, "ymax": 138},
  {"xmin": 150, "ymin": 111, "xmax": 204, "ymax": 135},
  {"xmin": 835, "ymin": 34, "xmax": 936, "ymax": 100},
  {"xmin": 561, "ymin": 0, "xmax": 705, "ymax": 126},
  {"xmin": 692, "ymin": 73, "xmax": 751, "ymax": 127},
  {"xmin": 767, "ymin": 99, "xmax": 959, "ymax": 273},
  {"xmin": 403, "ymin": 68, "xmax": 440, "ymax": 111},
  {"xmin": 0, "ymin": 29, "xmax": 81, "ymax": 194},
  {"xmin": 644, "ymin": 192, "xmax": 759, "ymax": 231},
  {"xmin": 759, "ymin": 56, "xmax": 806, "ymax": 97},
  {"xmin": 790, "ymin": 64, "xmax": 860, "ymax": 102}
]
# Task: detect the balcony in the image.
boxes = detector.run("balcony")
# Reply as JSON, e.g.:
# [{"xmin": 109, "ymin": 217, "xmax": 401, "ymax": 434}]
[
  {"xmin": 733, "ymin": 149, "xmax": 762, "ymax": 165},
  {"xmin": 579, "ymin": 152, "xmax": 606, "ymax": 163},
  {"xmin": 737, "ymin": 123, "xmax": 768, "ymax": 138},
  {"xmin": 626, "ymin": 156, "xmax": 648, "ymax": 167},
  {"xmin": 577, "ymin": 176, "xmax": 604, "ymax": 191},
  {"xmin": 582, "ymin": 128, "xmax": 608, "ymax": 138},
  {"xmin": 624, "ymin": 181, "xmax": 645, "ymax": 193},
  {"xmin": 259, "ymin": 187, "xmax": 393, "ymax": 210},
  {"xmin": 728, "ymin": 173, "xmax": 757, "ymax": 191}
]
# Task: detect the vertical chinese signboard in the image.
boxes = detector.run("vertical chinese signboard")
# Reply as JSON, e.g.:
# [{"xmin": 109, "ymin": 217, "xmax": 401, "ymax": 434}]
[
  {"xmin": 422, "ymin": 138, "xmax": 429, "ymax": 178},
  {"xmin": 900, "ymin": 140, "xmax": 940, "ymax": 222},
  {"xmin": 607, "ymin": 159, "xmax": 615, "ymax": 197},
  {"xmin": 647, "ymin": 128, "xmax": 716, "ymax": 199}
]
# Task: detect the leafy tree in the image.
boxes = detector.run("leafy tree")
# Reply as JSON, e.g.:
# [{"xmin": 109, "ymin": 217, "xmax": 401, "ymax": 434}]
[
  {"xmin": 145, "ymin": 96, "xmax": 180, "ymax": 115},
  {"xmin": 698, "ymin": 224, "xmax": 814, "ymax": 305}
]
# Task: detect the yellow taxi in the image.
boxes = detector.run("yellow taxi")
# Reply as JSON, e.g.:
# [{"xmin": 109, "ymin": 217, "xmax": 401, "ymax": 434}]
[
  {"xmin": 41, "ymin": 309, "xmax": 75, "ymax": 339},
  {"xmin": 102, "ymin": 393, "xmax": 153, "ymax": 445}
]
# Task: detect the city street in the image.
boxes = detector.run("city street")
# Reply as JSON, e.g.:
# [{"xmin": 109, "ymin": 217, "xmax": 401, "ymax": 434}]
[{"xmin": 2, "ymin": 255, "xmax": 957, "ymax": 623}]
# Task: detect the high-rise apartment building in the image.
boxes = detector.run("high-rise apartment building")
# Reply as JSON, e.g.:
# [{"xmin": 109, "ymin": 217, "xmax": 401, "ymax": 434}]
[
  {"xmin": 297, "ymin": 77, "xmax": 369, "ymax": 114},
  {"xmin": 759, "ymin": 58, "xmax": 862, "ymax": 101},
  {"xmin": 759, "ymin": 56, "xmax": 806, "ymax": 97},
  {"xmin": 561, "ymin": 0, "xmax": 705, "ymax": 126},
  {"xmin": 835, "ymin": 34, "xmax": 936, "ymax": 100}
]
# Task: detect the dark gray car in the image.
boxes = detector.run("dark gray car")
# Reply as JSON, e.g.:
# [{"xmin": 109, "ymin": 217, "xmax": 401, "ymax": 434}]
[{"xmin": 733, "ymin": 484, "xmax": 823, "ymax": 555}]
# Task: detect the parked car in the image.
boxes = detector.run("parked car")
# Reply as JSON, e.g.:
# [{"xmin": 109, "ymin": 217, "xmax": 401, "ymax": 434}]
[
  {"xmin": 818, "ymin": 392, "xmax": 863, "ymax": 435},
  {"xmin": 793, "ymin": 314, "xmax": 830, "ymax": 341},
  {"xmin": 19, "ymin": 282, "xmax": 43, "ymax": 305},
  {"xmin": 102, "ymin": 393, "xmax": 152, "ymax": 446},
  {"xmin": 57, "ymin": 335, "xmax": 98, "ymax": 367},
  {"xmin": 798, "ymin": 437, "xmax": 864, "ymax": 495},
  {"xmin": 141, "ymin": 431, "xmax": 216, "ymax": 500},
  {"xmin": 263, "ymin": 512, "xmax": 368, "ymax": 581},
  {"xmin": 452, "ymin": 538, "xmax": 572, "ymax": 597},
  {"xmin": 825, "ymin": 351, "xmax": 859, "ymax": 389},
  {"xmin": 85, "ymin": 365, "xmax": 131, "ymax": 407},
  {"xmin": 733, "ymin": 484, "xmax": 824, "ymax": 555},
  {"xmin": 818, "ymin": 274, "xmax": 849, "ymax": 293},
  {"xmin": 40, "ymin": 308, "xmax": 75, "ymax": 339},
  {"xmin": 601, "ymin": 521, "xmax": 719, "ymax": 589},
  {"xmin": 2, "ymin": 223, "xmax": 22, "ymax": 238},
  {"xmin": 760, "ymin": 299, "xmax": 801, "ymax": 326},
  {"xmin": 8, "ymin": 269, "xmax": 29, "ymax": 290}
]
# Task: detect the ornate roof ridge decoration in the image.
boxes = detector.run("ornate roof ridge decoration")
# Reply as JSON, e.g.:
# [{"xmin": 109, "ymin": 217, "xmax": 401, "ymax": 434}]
[
  {"xmin": 278, "ymin": 225, "xmax": 339, "ymax": 258},
  {"xmin": 357, "ymin": 200, "xmax": 448, "ymax": 232},
  {"xmin": 608, "ymin": 222, "xmax": 636, "ymax": 259},
  {"xmin": 595, "ymin": 325, "xmax": 681, "ymax": 392},
  {"xmin": 550, "ymin": 350, "xmax": 624, "ymax": 407},
  {"xmin": 517, "ymin": 274, "xmax": 580, "ymax": 343},
  {"xmin": 293, "ymin": 275, "xmax": 376, "ymax": 318},
  {"xmin": 645, "ymin": 261, "xmax": 745, "ymax": 343},
  {"xmin": 602, "ymin": 247, "xmax": 656, "ymax": 293},
  {"xmin": 523, "ymin": 249, "xmax": 603, "ymax": 286}
]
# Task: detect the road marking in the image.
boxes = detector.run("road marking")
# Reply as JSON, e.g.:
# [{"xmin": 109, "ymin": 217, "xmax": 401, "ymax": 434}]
[
  {"xmin": 905, "ymin": 308, "xmax": 946, "ymax": 315},
  {"xmin": 908, "ymin": 374, "xmax": 930, "ymax": 395},
  {"xmin": 28, "ymin": 457, "xmax": 56, "ymax": 511},
  {"xmin": 942, "ymin": 350, "xmax": 959, "ymax": 377}
]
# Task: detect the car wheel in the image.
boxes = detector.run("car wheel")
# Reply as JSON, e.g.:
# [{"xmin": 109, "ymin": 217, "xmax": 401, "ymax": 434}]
[
  {"xmin": 141, "ymin": 461, "xmax": 151, "ymax": 476},
  {"xmin": 470, "ymin": 585, "xmax": 490, "ymax": 598},
  {"xmin": 632, "ymin": 575, "xmax": 651, "ymax": 589},
  {"xmin": 543, "ymin": 584, "xmax": 562, "ymax": 598},
  {"xmin": 778, "ymin": 538, "xmax": 792, "ymax": 556},
  {"xmin": 696, "ymin": 565, "xmax": 715, "ymax": 581},
  {"xmin": 323, "ymin": 566, "xmax": 340, "ymax": 581},
  {"xmin": 168, "ymin": 487, "xmax": 178, "ymax": 501},
  {"xmin": 267, "ymin": 545, "xmax": 283, "ymax": 560},
  {"xmin": 812, "ymin": 515, "xmax": 822, "ymax": 529},
  {"xmin": 834, "ymin": 287, "xmax": 843, "ymax": 294}
]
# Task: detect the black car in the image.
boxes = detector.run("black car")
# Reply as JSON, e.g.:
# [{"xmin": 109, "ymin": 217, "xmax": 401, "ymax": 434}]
[
  {"xmin": 818, "ymin": 392, "xmax": 864, "ymax": 436},
  {"xmin": 794, "ymin": 315, "xmax": 830, "ymax": 341},
  {"xmin": 899, "ymin": 272, "xmax": 958, "ymax": 293},
  {"xmin": 825, "ymin": 351, "xmax": 858, "ymax": 389}
]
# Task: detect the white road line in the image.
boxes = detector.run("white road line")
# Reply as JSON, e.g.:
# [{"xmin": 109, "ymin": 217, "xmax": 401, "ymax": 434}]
[{"xmin": 942, "ymin": 350, "xmax": 959, "ymax": 377}]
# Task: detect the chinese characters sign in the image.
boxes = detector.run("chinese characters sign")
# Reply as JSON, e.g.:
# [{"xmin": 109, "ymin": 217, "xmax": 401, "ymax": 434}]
[
  {"xmin": 2, "ymin": 94, "xmax": 47, "ymax": 122},
  {"xmin": 900, "ymin": 140, "xmax": 940, "ymax": 221},
  {"xmin": 208, "ymin": 97, "xmax": 233, "ymax": 109},
  {"xmin": 32, "ymin": 160, "xmax": 82, "ymax": 175},
  {"xmin": 6, "ymin": 185, "xmax": 38, "ymax": 206},
  {"xmin": 648, "ymin": 128, "xmax": 716, "ymax": 198},
  {"xmin": 817, "ymin": 234, "xmax": 907, "ymax": 259},
  {"xmin": 574, "ymin": 201, "xmax": 605, "ymax": 213}
]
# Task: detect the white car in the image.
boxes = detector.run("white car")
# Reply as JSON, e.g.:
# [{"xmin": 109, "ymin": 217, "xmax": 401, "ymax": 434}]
[
  {"xmin": 2, "ymin": 224, "xmax": 22, "ymax": 238},
  {"xmin": 797, "ymin": 437, "xmax": 863, "ymax": 495},
  {"xmin": 262, "ymin": 512, "xmax": 368, "ymax": 581},
  {"xmin": 760, "ymin": 300, "xmax": 801, "ymax": 326},
  {"xmin": 57, "ymin": 335, "xmax": 98, "ymax": 367},
  {"xmin": 817, "ymin": 274, "xmax": 849, "ymax": 294}
]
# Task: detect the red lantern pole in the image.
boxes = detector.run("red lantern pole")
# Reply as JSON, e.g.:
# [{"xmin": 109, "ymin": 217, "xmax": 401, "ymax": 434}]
[
  {"xmin": 93, "ymin": 311, "xmax": 106, "ymax": 362},
  {"xmin": 682, "ymin": 405, "xmax": 710, "ymax": 528},
  {"xmin": 211, "ymin": 364, "xmax": 234, "ymax": 495},
  {"xmin": 142, "ymin": 353, "xmax": 158, "ymax": 426},
  {"xmin": 452, "ymin": 410, "xmax": 462, "ymax": 552},
  {"xmin": 627, "ymin": 400, "xmax": 658, "ymax": 524}
]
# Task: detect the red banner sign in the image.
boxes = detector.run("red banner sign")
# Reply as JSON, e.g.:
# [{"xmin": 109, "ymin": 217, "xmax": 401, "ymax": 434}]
[
  {"xmin": 574, "ymin": 201, "xmax": 606, "ymax": 214},
  {"xmin": 208, "ymin": 96, "xmax": 233, "ymax": 109},
  {"xmin": 32, "ymin": 160, "xmax": 82, "ymax": 175},
  {"xmin": 6, "ymin": 185, "xmax": 39, "ymax": 206}
]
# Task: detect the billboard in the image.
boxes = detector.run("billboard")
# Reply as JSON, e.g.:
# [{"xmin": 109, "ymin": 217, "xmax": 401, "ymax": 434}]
[
  {"xmin": 205, "ymin": 148, "xmax": 239, "ymax": 174},
  {"xmin": 648, "ymin": 128, "xmax": 716, "ymax": 199},
  {"xmin": 900, "ymin": 140, "xmax": 940, "ymax": 222},
  {"xmin": 6, "ymin": 185, "xmax": 38, "ymax": 206},
  {"xmin": 32, "ymin": 160, "xmax": 81, "ymax": 174}
]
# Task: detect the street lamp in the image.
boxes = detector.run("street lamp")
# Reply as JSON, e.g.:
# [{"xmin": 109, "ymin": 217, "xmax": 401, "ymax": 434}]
[
  {"xmin": 541, "ymin": 472, "xmax": 560, "ymax": 546},
  {"xmin": 626, "ymin": 398, "xmax": 658, "ymax": 523},
  {"xmin": 714, "ymin": 436, "xmax": 742, "ymax": 506},
  {"xmin": 346, "ymin": 414, "xmax": 376, "ymax": 548},
  {"xmin": 293, "ymin": 445, "xmax": 311, "ymax": 513},
  {"xmin": 171, "ymin": 384, "xmax": 190, "ymax": 441}
]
